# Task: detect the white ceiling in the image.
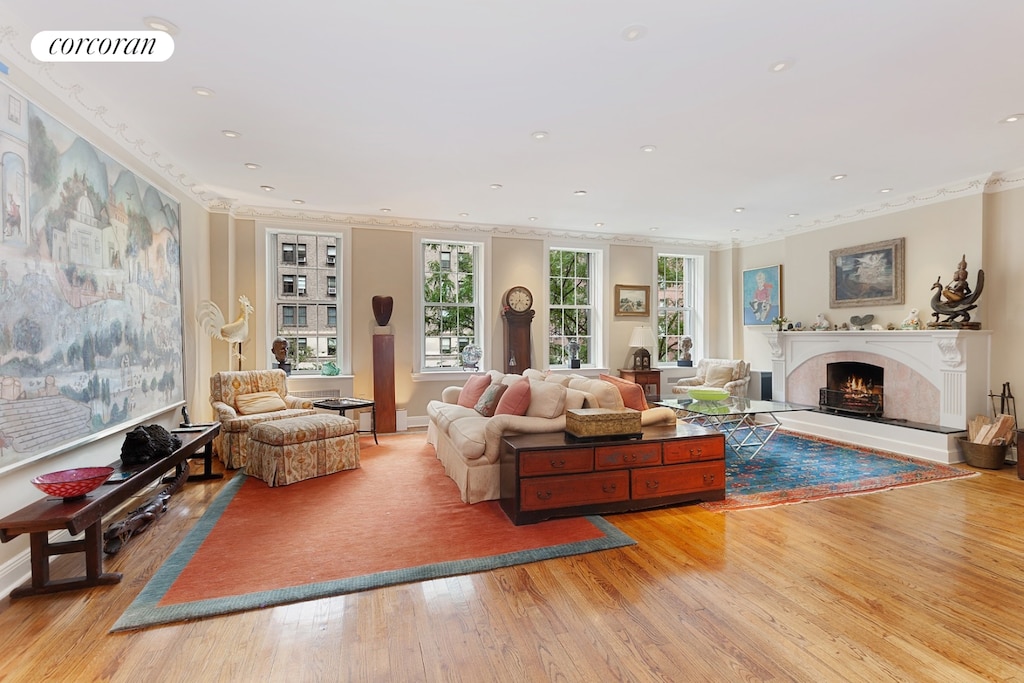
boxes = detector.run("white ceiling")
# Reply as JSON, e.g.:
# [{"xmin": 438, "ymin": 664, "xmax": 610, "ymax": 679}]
[{"xmin": 3, "ymin": 1, "xmax": 1024, "ymax": 246}]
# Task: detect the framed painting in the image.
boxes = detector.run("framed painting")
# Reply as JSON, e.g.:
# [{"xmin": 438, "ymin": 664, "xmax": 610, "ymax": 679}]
[
  {"xmin": 614, "ymin": 285, "xmax": 649, "ymax": 316},
  {"xmin": 742, "ymin": 265, "xmax": 782, "ymax": 326},
  {"xmin": 830, "ymin": 238, "xmax": 905, "ymax": 307}
]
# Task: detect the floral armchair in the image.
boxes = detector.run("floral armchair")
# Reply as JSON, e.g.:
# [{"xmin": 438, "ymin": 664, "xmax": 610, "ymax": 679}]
[
  {"xmin": 209, "ymin": 369, "xmax": 315, "ymax": 468},
  {"xmin": 672, "ymin": 358, "xmax": 751, "ymax": 397}
]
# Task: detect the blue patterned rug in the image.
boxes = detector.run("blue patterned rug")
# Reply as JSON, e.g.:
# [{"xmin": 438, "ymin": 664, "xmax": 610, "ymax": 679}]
[{"xmin": 699, "ymin": 432, "xmax": 976, "ymax": 511}]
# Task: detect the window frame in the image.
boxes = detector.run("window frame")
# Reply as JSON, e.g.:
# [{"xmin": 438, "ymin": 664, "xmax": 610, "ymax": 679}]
[
  {"xmin": 655, "ymin": 251, "xmax": 706, "ymax": 366},
  {"xmin": 545, "ymin": 243, "xmax": 606, "ymax": 370}
]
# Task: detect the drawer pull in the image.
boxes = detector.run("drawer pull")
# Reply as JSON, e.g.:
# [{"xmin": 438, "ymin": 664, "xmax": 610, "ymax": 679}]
[
  {"xmin": 536, "ymin": 490, "xmax": 553, "ymax": 500},
  {"xmin": 622, "ymin": 453, "xmax": 637, "ymax": 463},
  {"xmin": 602, "ymin": 483, "xmax": 618, "ymax": 493},
  {"xmin": 645, "ymin": 480, "xmax": 660, "ymax": 490},
  {"xmin": 703, "ymin": 473, "xmax": 716, "ymax": 484},
  {"xmin": 689, "ymin": 447, "xmax": 703, "ymax": 457},
  {"xmin": 549, "ymin": 459, "xmax": 566, "ymax": 469}
]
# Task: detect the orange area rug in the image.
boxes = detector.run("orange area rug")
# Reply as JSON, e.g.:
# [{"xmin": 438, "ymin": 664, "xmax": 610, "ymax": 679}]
[{"xmin": 113, "ymin": 433, "xmax": 634, "ymax": 631}]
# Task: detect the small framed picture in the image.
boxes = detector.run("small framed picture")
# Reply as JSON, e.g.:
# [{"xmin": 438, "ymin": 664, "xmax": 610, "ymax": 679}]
[
  {"xmin": 742, "ymin": 265, "xmax": 781, "ymax": 326},
  {"xmin": 614, "ymin": 285, "xmax": 650, "ymax": 316}
]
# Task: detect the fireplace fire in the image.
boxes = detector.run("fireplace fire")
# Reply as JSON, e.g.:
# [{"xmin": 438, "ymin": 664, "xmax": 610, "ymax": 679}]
[{"xmin": 819, "ymin": 361, "xmax": 884, "ymax": 417}]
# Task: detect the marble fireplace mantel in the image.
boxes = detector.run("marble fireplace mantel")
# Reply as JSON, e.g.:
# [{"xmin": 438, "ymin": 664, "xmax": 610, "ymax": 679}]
[{"xmin": 764, "ymin": 329, "xmax": 992, "ymax": 463}]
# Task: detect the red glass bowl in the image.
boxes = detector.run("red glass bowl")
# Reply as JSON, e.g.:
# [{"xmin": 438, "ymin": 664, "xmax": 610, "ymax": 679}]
[{"xmin": 31, "ymin": 467, "xmax": 114, "ymax": 501}]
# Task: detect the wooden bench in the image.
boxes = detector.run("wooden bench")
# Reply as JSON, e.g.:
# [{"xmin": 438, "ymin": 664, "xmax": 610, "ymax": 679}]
[{"xmin": 0, "ymin": 423, "xmax": 221, "ymax": 599}]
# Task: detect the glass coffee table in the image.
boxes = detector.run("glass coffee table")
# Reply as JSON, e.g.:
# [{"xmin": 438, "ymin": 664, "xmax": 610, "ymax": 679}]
[
  {"xmin": 656, "ymin": 397, "xmax": 814, "ymax": 458},
  {"xmin": 313, "ymin": 397, "xmax": 377, "ymax": 444}
]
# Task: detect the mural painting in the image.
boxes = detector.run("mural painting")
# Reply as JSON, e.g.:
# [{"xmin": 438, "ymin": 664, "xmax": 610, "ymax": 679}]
[{"xmin": 0, "ymin": 82, "xmax": 184, "ymax": 474}]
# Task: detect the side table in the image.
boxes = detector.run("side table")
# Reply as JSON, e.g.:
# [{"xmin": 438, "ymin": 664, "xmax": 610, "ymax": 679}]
[
  {"xmin": 619, "ymin": 368, "xmax": 662, "ymax": 402},
  {"xmin": 314, "ymin": 398, "xmax": 377, "ymax": 444}
]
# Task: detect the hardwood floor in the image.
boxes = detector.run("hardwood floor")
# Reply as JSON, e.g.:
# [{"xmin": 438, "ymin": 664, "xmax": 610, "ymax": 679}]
[{"xmin": 2, "ymin": 454, "xmax": 1023, "ymax": 682}]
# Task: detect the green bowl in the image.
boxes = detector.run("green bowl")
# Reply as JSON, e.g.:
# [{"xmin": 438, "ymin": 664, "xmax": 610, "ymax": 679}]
[{"xmin": 687, "ymin": 387, "xmax": 731, "ymax": 402}]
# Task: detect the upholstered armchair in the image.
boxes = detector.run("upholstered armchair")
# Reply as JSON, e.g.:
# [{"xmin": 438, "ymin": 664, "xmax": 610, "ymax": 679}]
[
  {"xmin": 209, "ymin": 369, "xmax": 316, "ymax": 469},
  {"xmin": 672, "ymin": 358, "xmax": 751, "ymax": 397}
]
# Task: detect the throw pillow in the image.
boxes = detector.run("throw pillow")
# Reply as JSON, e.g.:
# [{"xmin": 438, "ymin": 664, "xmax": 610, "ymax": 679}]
[
  {"xmin": 599, "ymin": 374, "xmax": 649, "ymax": 411},
  {"xmin": 235, "ymin": 391, "xmax": 287, "ymax": 415},
  {"xmin": 495, "ymin": 379, "xmax": 531, "ymax": 415},
  {"xmin": 457, "ymin": 374, "xmax": 493, "ymax": 408},
  {"xmin": 525, "ymin": 380, "xmax": 566, "ymax": 419},
  {"xmin": 474, "ymin": 383, "xmax": 508, "ymax": 417},
  {"xmin": 704, "ymin": 364, "xmax": 735, "ymax": 388}
]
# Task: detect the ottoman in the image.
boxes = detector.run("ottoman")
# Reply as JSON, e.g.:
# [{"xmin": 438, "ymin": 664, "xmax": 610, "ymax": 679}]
[{"xmin": 246, "ymin": 414, "xmax": 361, "ymax": 487}]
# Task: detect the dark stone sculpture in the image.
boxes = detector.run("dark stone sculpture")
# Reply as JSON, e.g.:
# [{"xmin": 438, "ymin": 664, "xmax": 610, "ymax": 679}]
[
  {"xmin": 120, "ymin": 425, "xmax": 182, "ymax": 468},
  {"xmin": 372, "ymin": 295, "xmax": 394, "ymax": 326}
]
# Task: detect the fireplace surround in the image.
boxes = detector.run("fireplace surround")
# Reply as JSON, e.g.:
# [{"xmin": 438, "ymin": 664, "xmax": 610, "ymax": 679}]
[{"xmin": 765, "ymin": 329, "xmax": 991, "ymax": 463}]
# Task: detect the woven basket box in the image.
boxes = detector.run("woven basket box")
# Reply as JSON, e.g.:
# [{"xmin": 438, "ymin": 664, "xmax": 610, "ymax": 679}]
[{"xmin": 565, "ymin": 408, "xmax": 642, "ymax": 438}]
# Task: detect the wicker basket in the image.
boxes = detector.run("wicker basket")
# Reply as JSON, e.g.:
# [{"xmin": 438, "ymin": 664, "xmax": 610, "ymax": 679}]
[
  {"xmin": 565, "ymin": 408, "xmax": 641, "ymax": 439},
  {"xmin": 956, "ymin": 437, "xmax": 1008, "ymax": 469}
]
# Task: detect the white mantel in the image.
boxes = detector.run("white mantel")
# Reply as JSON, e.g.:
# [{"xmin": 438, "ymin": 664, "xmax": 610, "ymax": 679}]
[{"xmin": 764, "ymin": 329, "xmax": 992, "ymax": 463}]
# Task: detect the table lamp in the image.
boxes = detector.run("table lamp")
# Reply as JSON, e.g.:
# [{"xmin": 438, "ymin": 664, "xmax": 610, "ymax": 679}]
[{"xmin": 628, "ymin": 325, "xmax": 656, "ymax": 370}]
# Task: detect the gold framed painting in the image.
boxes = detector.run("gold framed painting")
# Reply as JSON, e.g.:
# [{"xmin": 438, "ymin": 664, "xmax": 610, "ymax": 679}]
[
  {"xmin": 829, "ymin": 238, "xmax": 905, "ymax": 308},
  {"xmin": 614, "ymin": 285, "xmax": 650, "ymax": 316}
]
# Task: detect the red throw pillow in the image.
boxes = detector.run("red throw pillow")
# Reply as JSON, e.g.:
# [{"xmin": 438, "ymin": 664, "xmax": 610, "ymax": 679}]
[
  {"xmin": 457, "ymin": 374, "xmax": 492, "ymax": 408},
  {"xmin": 599, "ymin": 373, "xmax": 649, "ymax": 411},
  {"xmin": 494, "ymin": 379, "xmax": 531, "ymax": 415}
]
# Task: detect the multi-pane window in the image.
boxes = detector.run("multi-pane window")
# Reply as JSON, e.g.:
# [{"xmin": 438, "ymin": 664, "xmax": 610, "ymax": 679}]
[
  {"xmin": 549, "ymin": 248, "xmax": 595, "ymax": 367},
  {"xmin": 421, "ymin": 240, "xmax": 481, "ymax": 369},
  {"xmin": 271, "ymin": 231, "xmax": 341, "ymax": 373},
  {"xmin": 657, "ymin": 254, "xmax": 698, "ymax": 363}
]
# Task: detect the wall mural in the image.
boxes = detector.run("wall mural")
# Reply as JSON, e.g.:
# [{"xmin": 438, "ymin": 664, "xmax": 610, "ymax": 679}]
[{"xmin": 0, "ymin": 82, "xmax": 184, "ymax": 474}]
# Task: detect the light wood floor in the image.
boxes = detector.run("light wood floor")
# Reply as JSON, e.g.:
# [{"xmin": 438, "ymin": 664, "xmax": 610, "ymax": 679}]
[{"xmin": 2, "ymin": 448, "xmax": 1024, "ymax": 683}]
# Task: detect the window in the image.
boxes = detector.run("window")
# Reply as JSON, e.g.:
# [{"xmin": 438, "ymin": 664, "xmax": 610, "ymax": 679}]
[
  {"xmin": 657, "ymin": 254, "xmax": 700, "ymax": 364},
  {"xmin": 326, "ymin": 245, "xmax": 337, "ymax": 265},
  {"xmin": 270, "ymin": 231, "xmax": 342, "ymax": 373},
  {"xmin": 549, "ymin": 248, "xmax": 597, "ymax": 367},
  {"xmin": 420, "ymin": 240, "xmax": 481, "ymax": 369}
]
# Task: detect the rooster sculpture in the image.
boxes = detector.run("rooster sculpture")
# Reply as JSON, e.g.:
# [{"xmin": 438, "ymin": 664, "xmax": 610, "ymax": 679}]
[{"xmin": 196, "ymin": 295, "xmax": 254, "ymax": 369}]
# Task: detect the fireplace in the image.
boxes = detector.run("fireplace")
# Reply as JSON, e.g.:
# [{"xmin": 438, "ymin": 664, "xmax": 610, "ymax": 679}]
[{"xmin": 819, "ymin": 361, "xmax": 884, "ymax": 417}]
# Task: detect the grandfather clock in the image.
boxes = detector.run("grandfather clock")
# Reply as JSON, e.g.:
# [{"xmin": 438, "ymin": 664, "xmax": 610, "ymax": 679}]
[{"xmin": 501, "ymin": 286, "xmax": 534, "ymax": 374}]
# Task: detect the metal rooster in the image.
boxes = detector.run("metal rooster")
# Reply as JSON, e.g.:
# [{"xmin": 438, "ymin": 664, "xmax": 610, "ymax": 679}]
[{"xmin": 196, "ymin": 295, "xmax": 254, "ymax": 369}]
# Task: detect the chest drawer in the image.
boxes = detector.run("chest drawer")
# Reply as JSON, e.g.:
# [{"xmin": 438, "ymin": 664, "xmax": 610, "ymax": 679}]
[
  {"xmin": 663, "ymin": 436, "xmax": 724, "ymax": 463},
  {"xmin": 520, "ymin": 471, "xmax": 629, "ymax": 511},
  {"xmin": 631, "ymin": 462, "xmax": 725, "ymax": 499},
  {"xmin": 519, "ymin": 448, "xmax": 593, "ymax": 477},
  {"xmin": 594, "ymin": 442, "xmax": 661, "ymax": 470}
]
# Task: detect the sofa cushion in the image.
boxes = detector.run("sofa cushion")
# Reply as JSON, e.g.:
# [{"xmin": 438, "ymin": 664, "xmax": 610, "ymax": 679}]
[
  {"xmin": 564, "ymin": 388, "xmax": 587, "ymax": 411},
  {"xmin": 457, "ymin": 374, "xmax": 493, "ymax": 408},
  {"xmin": 567, "ymin": 378, "xmax": 624, "ymax": 410},
  {"xmin": 474, "ymin": 383, "xmax": 508, "ymax": 417},
  {"xmin": 494, "ymin": 379, "xmax": 531, "ymax": 415},
  {"xmin": 600, "ymin": 374, "xmax": 649, "ymax": 411},
  {"xmin": 235, "ymin": 391, "xmax": 287, "ymax": 415},
  {"xmin": 704, "ymin": 364, "xmax": 735, "ymax": 387},
  {"xmin": 525, "ymin": 380, "xmax": 566, "ymax": 419},
  {"xmin": 447, "ymin": 416, "xmax": 488, "ymax": 460}
]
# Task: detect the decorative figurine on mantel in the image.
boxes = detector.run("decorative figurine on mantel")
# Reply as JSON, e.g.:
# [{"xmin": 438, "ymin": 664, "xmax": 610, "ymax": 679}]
[
  {"xmin": 928, "ymin": 255, "xmax": 984, "ymax": 329},
  {"xmin": 810, "ymin": 313, "xmax": 831, "ymax": 331},
  {"xmin": 901, "ymin": 308, "xmax": 922, "ymax": 330}
]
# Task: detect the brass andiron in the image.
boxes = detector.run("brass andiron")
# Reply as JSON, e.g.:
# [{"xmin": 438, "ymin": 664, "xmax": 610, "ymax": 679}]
[{"xmin": 928, "ymin": 254, "xmax": 984, "ymax": 329}]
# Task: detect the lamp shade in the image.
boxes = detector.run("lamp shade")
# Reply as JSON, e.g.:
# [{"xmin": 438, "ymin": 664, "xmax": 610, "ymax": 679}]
[{"xmin": 628, "ymin": 325, "xmax": 656, "ymax": 349}]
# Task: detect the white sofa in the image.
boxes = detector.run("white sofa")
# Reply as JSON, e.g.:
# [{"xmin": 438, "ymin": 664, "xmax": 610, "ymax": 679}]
[{"xmin": 427, "ymin": 369, "xmax": 678, "ymax": 503}]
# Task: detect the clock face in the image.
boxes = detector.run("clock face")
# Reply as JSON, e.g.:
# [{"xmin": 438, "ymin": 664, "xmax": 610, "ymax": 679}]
[{"xmin": 506, "ymin": 286, "xmax": 533, "ymax": 312}]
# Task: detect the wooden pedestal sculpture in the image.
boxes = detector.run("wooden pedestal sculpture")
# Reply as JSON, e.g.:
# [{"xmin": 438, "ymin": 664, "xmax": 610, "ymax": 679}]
[{"xmin": 372, "ymin": 296, "xmax": 397, "ymax": 433}]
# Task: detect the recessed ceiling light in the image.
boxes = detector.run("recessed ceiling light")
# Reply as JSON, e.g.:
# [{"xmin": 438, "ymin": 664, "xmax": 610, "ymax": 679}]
[
  {"xmin": 880, "ymin": 188, "xmax": 893, "ymax": 193},
  {"xmin": 594, "ymin": 222, "xmax": 605, "ymax": 228},
  {"xmin": 730, "ymin": 229, "xmax": 741, "ymax": 233},
  {"xmin": 573, "ymin": 190, "xmax": 588, "ymax": 196},
  {"xmin": 260, "ymin": 185, "xmax": 274, "ymax": 192},
  {"xmin": 733, "ymin": 207, "xmax": 745, "ymax": 213},
  {"xmin": 192, "ymin": 86, "xmax": 215, "ymax": 97},
  {"xmin": 770, "ymin": 60, "xmax": 793, "ymax": 73},
  {"xmin": 292, "ymin": 199, "xmax": 305, "ymax": 204},
  {"xmin": 649, "ymin": 227, "xmax": 659, "ymax": 232},
  {"xmin": 621, "ymin": 25, "xmax": 648, "ymax": 41},
  {"xmin": 788, "ymin": 213, "xmax": 799, "ymax": 218},
  {"xmin": 831, "ymin": 174, "xmax": 847, "ymax": 181},
  {"xmin": 640, "ymin": 145, "xmax": 657, "ymax": 153},
  {"xmin": 222, "ymin": 130, "xmax": 241, "ymax": 138},
  {"xmin": 379, "ymin": 208, "xmax": 391, "ymax": 213},
  {"xmin": 489, "ymin": 183, "xmax": 503, "ymax": 190},
  {"xmin": 143, "ymin": 16, "xmax": 179, "ymax": 35},
  {"xmin": 531, "ymin": 131, "xmax": 549, "ymax": 140},
  {"xmin": 528, "ymin": 216, "xmax": 539, "ymax": 221},
  {"xmin": 244, "ymin": 162, "xmax": 261, "ymax": 170},
  {"xmin": 999, "ymin": 114, "xmax": 1023, "ymax": 123},
  {"xmin": 458, "ymin": 212, "xmax": 469, "ymax": 217}
]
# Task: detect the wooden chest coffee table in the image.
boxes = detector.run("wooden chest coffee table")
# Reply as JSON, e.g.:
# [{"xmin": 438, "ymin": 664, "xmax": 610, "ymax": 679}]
[{"xmin": 499, "ymin": 423, "xmax": 725, "ymax": 525}]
